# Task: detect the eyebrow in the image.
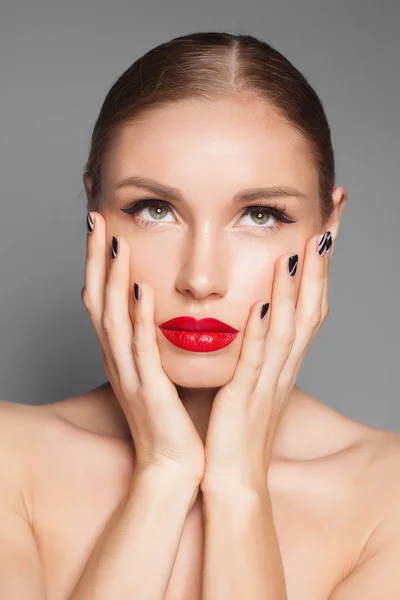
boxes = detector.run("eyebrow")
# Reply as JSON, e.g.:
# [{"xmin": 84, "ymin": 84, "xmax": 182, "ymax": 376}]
[{"xmin": 113, "ymin": 176, "xmax": 309, "ymax": 203}]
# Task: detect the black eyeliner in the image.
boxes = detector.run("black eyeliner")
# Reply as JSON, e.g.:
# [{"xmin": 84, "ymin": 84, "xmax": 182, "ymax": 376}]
[
  {"xmin": 121, "ymin": 198, "xmax": 172, "ymax": 215},
  {"xmin": 120, "ymin": 198, "xmax": 297, "ymax": 224}
]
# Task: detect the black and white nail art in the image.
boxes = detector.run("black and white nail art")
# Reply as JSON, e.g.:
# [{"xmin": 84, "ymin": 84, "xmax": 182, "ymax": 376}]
[
  {"xmin": 134, "ymin": 282, "xmax": 140, "ymax": 302},
  {"xmin": 318, "ymin": 231, "xmax": 332, "ymax": 257},
  {"xmin": 288, "ymin": 254, "xmax": 298, "ymax": 276},
  {"xmin": 111, "ymin": 236, "xmax": 118, "ymax": 259},
  {"xmin": 87, "ymin": 212, "xmax": 94, "ymax": 234}
]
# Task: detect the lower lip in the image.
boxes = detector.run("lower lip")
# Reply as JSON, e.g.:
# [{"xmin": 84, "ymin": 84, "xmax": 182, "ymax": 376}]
[{"xmin": 159, "ymin": 328, "xmax": 238, "ymax": 352}]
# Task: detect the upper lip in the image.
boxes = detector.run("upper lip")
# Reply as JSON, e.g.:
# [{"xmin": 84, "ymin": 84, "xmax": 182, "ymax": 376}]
[{"xmin": 159, "ymin": 316, "xmax": 238, "ymax": 333}]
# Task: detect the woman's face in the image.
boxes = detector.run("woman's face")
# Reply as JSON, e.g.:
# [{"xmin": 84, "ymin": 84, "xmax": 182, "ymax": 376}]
[{"xmin": 91, "ymin": 96, "xmax": 340, "ymax": 389}]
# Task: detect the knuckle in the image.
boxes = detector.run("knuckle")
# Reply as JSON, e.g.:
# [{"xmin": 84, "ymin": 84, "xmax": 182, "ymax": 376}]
[
  {"xmin": 132, "ymin": 322, "xmax": 153, "ymax": 354},
  {"xmin": 82, "ymin": 290, "xmax": 96, "ymax": 317},
  {"xmin": 322, "ymin": 305, "xmax": 330, "ymax": 319},
  {"xmin": 243, "ymin": 353, "xmax": 264, "ymax": 372},
  {"xmin": 252, "ymin": 358, "xmax": 264, "ymax": 372},
  {"xmin": 131, "ymin": 335, "xmax": 144, "ymax": 358},
  {"xmin": 308, "ymin": 313, "xmax": 322, "ymax": 330},
  {"xmin": 101, "ymin": 312, "xmax": 116, "ymax": 334},
  {"xmin": 119, "ymin": 377, "xmax": 137, "ymax": 400},
  {"xmin": 270, "ymin": 327, "xmax": 296, "ymax": 347},
  {"xmin": 132, "ymin": 335, "xmax": 151, "ymax": 358},
  {"xmin": 254, "ymin": 329, "xmax": 267, "ymax": 344},
  {"xmin": 81, "ymin": 288, "xmax": 94, "ymax": 312}
]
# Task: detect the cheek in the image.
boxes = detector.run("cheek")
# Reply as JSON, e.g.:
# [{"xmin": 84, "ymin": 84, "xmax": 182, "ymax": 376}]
[
  {"xmin": 233, "ymin": 244, "xmax": 275, "ymax": 287},
  {"xmin": 232, "ymin": 264, "xmax": 275, "ymax": 318},
  {"xmin": 128, "ymin": 242, "xmax": 177, "ymax": 289}
]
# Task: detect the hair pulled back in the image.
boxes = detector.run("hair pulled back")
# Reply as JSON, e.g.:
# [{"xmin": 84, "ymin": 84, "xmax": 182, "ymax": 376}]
[{"xmin": 84, "ymin": 31, "xmax": 336, "ymax": 223}]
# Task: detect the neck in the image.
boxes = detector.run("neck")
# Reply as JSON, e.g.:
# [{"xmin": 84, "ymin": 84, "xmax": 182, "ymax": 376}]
[
  {"xmin": 98, "ymin": 380, "xmax": 305, "ymax": 457},
  {"xmin": 175, "ymin": 385, "xmax": 219, "ymax": 445}
]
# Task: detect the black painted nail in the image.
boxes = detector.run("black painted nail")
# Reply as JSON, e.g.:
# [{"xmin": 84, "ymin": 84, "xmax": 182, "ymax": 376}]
[
  {"xmin": 134, "ymin": 282, "xmax": 140, "ymax": 302},
  {"xmin": 111, "ymin": 236, "xmax": 118, "ymax": 259},
  {"xmin": 87, "ymin": 212, "xmax": 94, "ymax": 234},
  {"xmin": 317, "ymin": 231, "xmax": 332, "ymax": 257},
  {"xmin": 260, "ymin": 302, "xmax": 270, "ymax": 320},
  {"xmin": 288, "ymin": 254, "xmax": 298, "ymax": 276}
]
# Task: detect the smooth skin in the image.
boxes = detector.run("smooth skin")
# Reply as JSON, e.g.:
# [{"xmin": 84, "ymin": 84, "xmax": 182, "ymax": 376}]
[
  {"xmin": 82, "ymin": 214, "xmax": 205, "ymax": 484},
  {"xmin": 83, "ymin": 206, "xmax": 329, "ymax": 491},
  {"xmin": 0, "ymin": 95, "xmax": 399, "ymax": 599},
  {"xmin": 83, "ymin": 94, "xmax": 345, "ymax": 450},
  {"xmin": 199, "ymin": 232, "xmax": 331, "ymax": 494}
]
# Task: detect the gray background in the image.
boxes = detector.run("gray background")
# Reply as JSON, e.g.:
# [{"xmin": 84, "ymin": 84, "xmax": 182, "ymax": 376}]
[{"xmin": 0, "ymin": 1, "xmax": 399, "ymax": 432}]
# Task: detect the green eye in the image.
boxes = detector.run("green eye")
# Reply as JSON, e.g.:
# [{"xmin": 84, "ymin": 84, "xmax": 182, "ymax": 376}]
[{"xmin": 121, "ymin": 198, "xmax": 297, "ymax": 232}]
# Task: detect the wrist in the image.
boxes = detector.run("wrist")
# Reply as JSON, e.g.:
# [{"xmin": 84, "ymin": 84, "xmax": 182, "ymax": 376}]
[{"xmin": 133, "ymin": 462, "xmax": 201, "ymax": 493}]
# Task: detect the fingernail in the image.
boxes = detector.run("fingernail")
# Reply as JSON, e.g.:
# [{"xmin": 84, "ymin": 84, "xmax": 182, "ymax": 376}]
[
  {"xmin": 134, "ymin": 282, "xmax": 140, "ymax": 302},
  {"xmin": 111, "ymin": 236, "xmax": 118, "ymax": 259},
  {"xmin": 317, "ymin": 231, "xmax": 332, "ymax": 257},
  {"xmin": 87, "ymin": 212, "xmax": 94, "ymax": 234},
  {"xmin": 260, "ymin": 302, "xmax": 270, "ymax": 320},
  {"xmin": 288, "ymin": 254, "xmax": 298, "ymax": 276}
]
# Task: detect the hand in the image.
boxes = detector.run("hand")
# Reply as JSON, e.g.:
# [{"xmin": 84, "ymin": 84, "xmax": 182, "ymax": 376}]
[
  {"xmin": 81, "ymin": 212, "xmax": 205, "ymax": 486},
  {"xmin": 200, "ymin": 231, "xmax": 333, "ymax": 493}
]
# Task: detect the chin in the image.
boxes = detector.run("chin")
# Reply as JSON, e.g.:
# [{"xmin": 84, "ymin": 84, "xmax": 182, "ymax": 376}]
[{"xmin": 160, "ymin": 352, "xmax": 235, "ymax": 389}]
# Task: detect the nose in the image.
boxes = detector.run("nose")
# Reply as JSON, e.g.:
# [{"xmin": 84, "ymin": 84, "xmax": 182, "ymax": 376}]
[{"xmin": 175, "ymin": 227, "xmax": 228, "ymax": 300}]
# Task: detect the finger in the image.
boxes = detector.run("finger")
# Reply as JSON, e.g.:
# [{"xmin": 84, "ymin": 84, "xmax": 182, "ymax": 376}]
[
  {"xmin": 321, "ymin": 232, "xmax": 333, "ymax": 318},
  {"xmin": 294, "ymin": 231, "xmax": 327, "ymax": 332},
  {"xmin": 279, "ymin": 232, "xmax": 329, "ymax": 390},
  {"xmin": 102, "ymin": 235, "xmax": 138, "ymax": 388},
  {"xmin": 227, "ymin": 298, "xmax": 270, "ymax": 399},
  {"xmin": 130, "ymin": 281, "xmax": 171, "ymax": 396},
  {"xmin": 258, "ymin": 252, "xmax": 298, "ymax": 386},
  {"xmin": 81, "ymin": 212, "xmax": 118, "ymax": 380}
]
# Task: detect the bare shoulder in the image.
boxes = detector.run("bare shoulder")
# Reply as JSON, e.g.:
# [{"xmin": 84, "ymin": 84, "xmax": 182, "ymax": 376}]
[
  {"xmin": 0, "ymin": 398, "xmax": 135, "ymax": 515},
  {"xmin": 329, "ymin": 428, "xmax": 400, "ymax": 597},
  {"xmin": 0, "ymin": 398, "xmax": 63, "ymax": 477},
  {"xmin": 0, "ymin": 399, "xmax": 37, "ymax": 518},
  {"xmin": 352, "ymin": 424, "xmax": 400, "ymax": 497},
  {"xmin": 0, "ymin": 398, "xmax": 39, "ymax": 452},
  {"xmin": 369, "ymin": 427, "xmax": 400, "ymax": 468},
  {"xmin": 364, "ymin": 429, "xmax": 400, "ymax": 523},
  {"xmin": 0, "ymin": 397, "xmax": 73, "ymax": 454},
  {"xmin": 331, "ymin": 409, "xmax": 400, "ymax": 510}
]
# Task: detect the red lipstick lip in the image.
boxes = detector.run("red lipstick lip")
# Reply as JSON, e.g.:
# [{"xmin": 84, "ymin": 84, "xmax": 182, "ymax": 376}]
[{"xmin": 159, "ymin": 316, "xmax": 238, "ymax": 333}]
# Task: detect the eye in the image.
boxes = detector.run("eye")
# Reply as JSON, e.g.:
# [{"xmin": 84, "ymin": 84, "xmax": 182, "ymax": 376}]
[
  {"xmin": 120, "ymin": 198, "xmax": 297, "ymax": 232},
  {"xmin": 239, "ymin": 205, "xmax": 296, "ymax": 232},
  {"xmin": 120, "ymin": 199, "xmax": 175, "ymax": 228}
]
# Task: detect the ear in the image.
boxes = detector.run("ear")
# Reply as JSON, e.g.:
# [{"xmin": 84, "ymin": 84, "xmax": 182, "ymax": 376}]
[
  {"xmin": 82, "ymin": 172, "xmax": 95, "ymax": 212},
  {"xmin": 323, "ymin": 185, "xmax": 347, "ymax": 253}
]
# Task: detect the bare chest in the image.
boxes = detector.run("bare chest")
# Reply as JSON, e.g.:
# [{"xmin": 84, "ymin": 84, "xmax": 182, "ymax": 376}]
[{"xmin": 28, "ymin": 427, "xmax": 368, "ymax": 600}]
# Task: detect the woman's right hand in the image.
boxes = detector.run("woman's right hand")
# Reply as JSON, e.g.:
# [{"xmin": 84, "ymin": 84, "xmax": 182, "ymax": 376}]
[{"xmin": 81, "ymin": 211, "xmax": 205, "ymax": 486}]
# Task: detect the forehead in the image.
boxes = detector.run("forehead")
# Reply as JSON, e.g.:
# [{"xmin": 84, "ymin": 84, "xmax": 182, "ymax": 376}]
[{"xmin": 102, "ymin": 97, "xmax": 318, "ymax": 195}]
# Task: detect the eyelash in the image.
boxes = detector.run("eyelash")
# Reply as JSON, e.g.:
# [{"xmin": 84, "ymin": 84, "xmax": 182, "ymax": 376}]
[{"xmin": 120, "ymin": 198, "xmax": 297, "ymax": 232}]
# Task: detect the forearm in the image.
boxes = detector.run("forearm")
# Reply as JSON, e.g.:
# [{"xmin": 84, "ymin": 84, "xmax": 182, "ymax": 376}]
[
  {"xmin": 68, "ymin": 466, "xmax": 199, "ymax": 600},
  {"xmin": 202, "ymin": 484, "xmax": 287, "ymax": 600}
]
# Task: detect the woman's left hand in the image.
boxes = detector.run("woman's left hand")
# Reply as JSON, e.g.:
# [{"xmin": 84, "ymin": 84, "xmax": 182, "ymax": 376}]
[{"xmin": 200, "ymin": 231, "xmax": 333, "ymax": 493}]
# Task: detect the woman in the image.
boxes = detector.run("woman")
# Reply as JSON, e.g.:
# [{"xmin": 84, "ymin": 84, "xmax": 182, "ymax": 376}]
[{"xmin": 1, "ymin": 31, "xmax": 399, "ymax": 600}]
